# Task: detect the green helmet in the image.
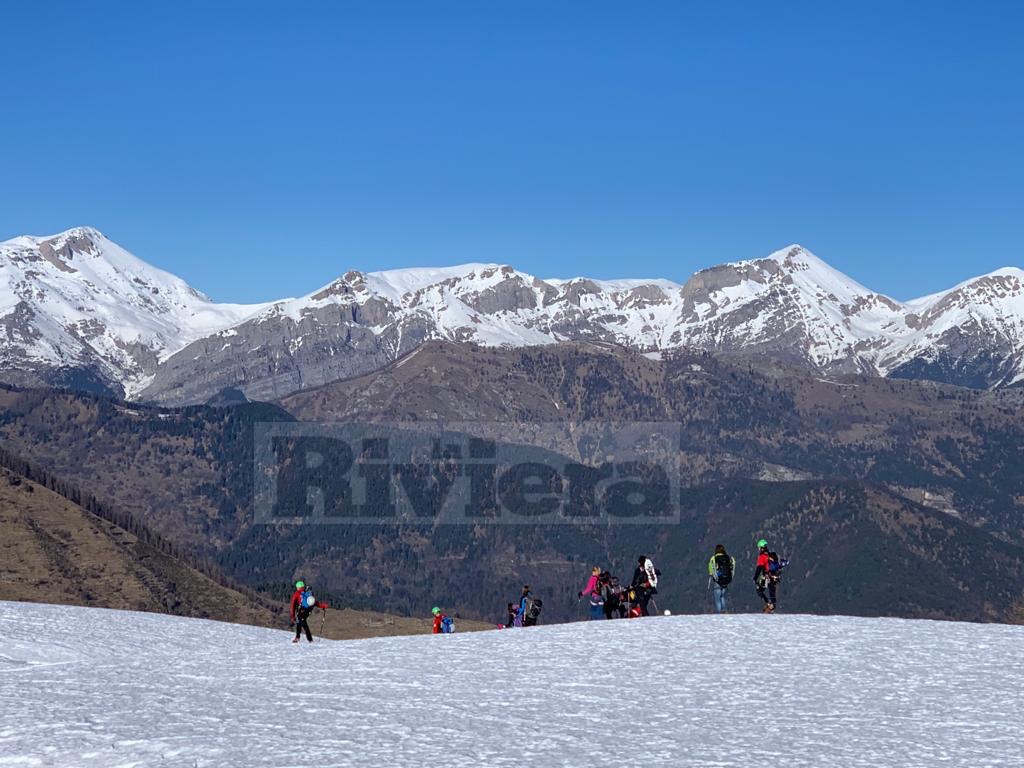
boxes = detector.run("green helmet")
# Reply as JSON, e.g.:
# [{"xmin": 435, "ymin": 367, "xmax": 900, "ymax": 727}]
[
  {"xmin": 295, "ymin": 580, "xmax": 305, "ymax": 589},
  {"xmin": 431, "ymin": 606, "xmax": 441, "ymax": 615},
  {"xmin": 757, "ymin": 539, "xmax": 768, "ymax": 549}
]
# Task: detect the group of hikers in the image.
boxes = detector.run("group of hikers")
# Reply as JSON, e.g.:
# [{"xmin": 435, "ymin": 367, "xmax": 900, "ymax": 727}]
[
  {"xmin": 288, "ymin": 539, "xmax": 788, "ymax": 642},
  {"xmin": 572, "ymin": 539, "xmax": 789, "ymax": 621},
  {"xmin": 706, "ymin": 539, "xmax": 788, "ymax": 614},
  {"xmin": 576, "ymin": 554, "xmax": 661, "ymax": 620}
]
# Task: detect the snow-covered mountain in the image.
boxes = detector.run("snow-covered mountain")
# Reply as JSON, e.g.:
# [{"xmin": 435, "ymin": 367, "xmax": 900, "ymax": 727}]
[
  {"xmin": 3, "ymin": 601, "xmax": 1023, "ymax": 767},
  {"xmin": 0, "ymin": 227, "xmax": 267, "ymax": 397},
  {"xmin": 2, "ymin": 227, "xmax": 1023, "ymax": 403},
  {"xmin": 883, "ymin": 267, "xmax": 1024, "ymax": 388}
]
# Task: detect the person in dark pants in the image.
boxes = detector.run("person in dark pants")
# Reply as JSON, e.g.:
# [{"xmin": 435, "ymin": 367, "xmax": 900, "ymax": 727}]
[
  {"xmin": 631, "ymin": 555, "xmax": 658, "ymax": 617},
  {"xmin": 599, "ymin": 572, "xmax": 623, "ymax": 620},
  {"xmin": 753, "ymin": 540, "xmax": 777, "ymax": 613},
  {"xmin": 289, "ymin": 580, "xmax": 328, "ymax": 643}
]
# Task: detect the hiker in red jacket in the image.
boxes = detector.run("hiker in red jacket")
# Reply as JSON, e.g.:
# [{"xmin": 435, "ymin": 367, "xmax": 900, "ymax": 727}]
[
  {"xmin": 290, "ymin": 580, "xmax": 328, "ymax": 643},
  {"xmin": 753, "ymin": 540, "xmax": 777, "ymax": 613}
]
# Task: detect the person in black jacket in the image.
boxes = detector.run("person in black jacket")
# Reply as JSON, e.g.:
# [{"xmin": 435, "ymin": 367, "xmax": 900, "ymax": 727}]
[
  {"xmin": 599, "ymin": 572, "xmax": 625, "ymax": 619},
  {"xmin": 631, "ymin": 555, "xmax": 658, "ymax": 617}
]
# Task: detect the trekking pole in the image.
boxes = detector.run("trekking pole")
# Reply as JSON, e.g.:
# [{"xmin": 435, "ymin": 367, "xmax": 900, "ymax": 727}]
[
  {"xmin": 576, "ymin": 595, "xmax": 581, "ymax": 621},
  {"xmin": 649, "ymin": 596, "xmax": 659, "ymax": 615},
  {"xmin": 319, "ymin": 608, "xmax": 327, "ymax": 640}
]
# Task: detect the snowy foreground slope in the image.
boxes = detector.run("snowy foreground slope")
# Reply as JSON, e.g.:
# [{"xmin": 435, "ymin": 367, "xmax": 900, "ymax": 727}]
[{"xmin": 1, "ymin": 602, "xmax": 1023, "ymax": 767}]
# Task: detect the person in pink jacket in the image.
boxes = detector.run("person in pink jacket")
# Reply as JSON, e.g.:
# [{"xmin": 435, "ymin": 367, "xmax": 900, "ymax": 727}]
[{"xmin": 578, "ymin": 566, "xmax": 603, "ymax": 620}]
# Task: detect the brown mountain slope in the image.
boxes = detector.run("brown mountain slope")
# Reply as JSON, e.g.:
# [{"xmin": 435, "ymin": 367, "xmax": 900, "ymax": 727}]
[
  {"xmin": 0, "ymin": 465, "xmax": 274, "ymax": 623},
  {"xmin": 2, "ymin": 343, "xmax": 1023, "ymax": 624},
  {"xmin": 280, "ymin": 341, "xmax": 1024, "ymax": 541},
  {"xmin": 0, "ymin": 455, "xmax": 490, "ymax": 637}
]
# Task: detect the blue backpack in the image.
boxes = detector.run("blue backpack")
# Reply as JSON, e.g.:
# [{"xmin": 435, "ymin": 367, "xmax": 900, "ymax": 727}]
[
  {"xmin": 768, "ymin": 553, "xmax": 789, "ymax": 575},
  {"xmin": 440, "ymin": 616, "xmax": 455, "ymax": 634},
  {"xmin": 300, "ymin": 588, "xmax": 316, "ymax": 610}
]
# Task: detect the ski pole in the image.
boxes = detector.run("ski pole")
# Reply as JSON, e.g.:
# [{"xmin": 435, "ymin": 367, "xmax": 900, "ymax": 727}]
[{"xmin": 319, "ymin": 608, "xmax": 327, "ymax": 639}]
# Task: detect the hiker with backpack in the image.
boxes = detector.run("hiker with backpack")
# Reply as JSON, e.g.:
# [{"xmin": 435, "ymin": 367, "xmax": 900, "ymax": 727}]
[
  {"xmin": 708, "ymin": 544, "xmax": 736, "ymax": 613},
  {"xmin": 753, "ymin": 539, "xmax": 788, "ymax": 613},
  {"xmin": 517, "ymin": 585, "xmax": 543, "ymax": 627},
  {"xmin": 631, "ymin": 555, "xmax": 659, "ymax": 617},
  {"xmin": 432, "ymin": 606, "xmax": 454, "ymax": 634},
  {"xmin": 599, "ymin": 571, "xmax": 625, "ymax": 620},
  {"xmin": 578, "ymin": 565, "xmax": 604, "ymax": 620},
  {"xmin": 289, "ymin": 580, "xmax": 328, "ymax": 643}
]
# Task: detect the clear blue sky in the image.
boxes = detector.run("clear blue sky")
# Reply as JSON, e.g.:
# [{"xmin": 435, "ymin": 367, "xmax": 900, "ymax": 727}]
[{"xmin": 1, "ymin": 1, "xmax": 1021, "ymax": 302}]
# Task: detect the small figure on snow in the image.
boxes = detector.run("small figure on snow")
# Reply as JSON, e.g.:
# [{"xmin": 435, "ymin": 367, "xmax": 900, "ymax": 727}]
[
  {"xmin": 578, "ymin": 565, "xmax": 604, "ymax": 620},
  {"xmin": 504, "ymin": 602, "xmax": 517, "ymax": 628},
  {"xmin": 708, "ymin": 544, "xmax": 736, "ymax": 613},
  {"xmin": 631, "ymin": 555, "xmax": 659, "ymax": 616},
  {"xmin": 432, "ymin": 606, "xmax": 454, "ymax": 634},
  {"xmin": 289, "ymin": 580, "xmax": 328, "ymax": 643},
  {"xmin": 516, "ymin": 585, "xmax": 543, "ymax": 627},
  {"xmin": 753, "ymin": 539, "xmax": 787, "ymax": 613}
]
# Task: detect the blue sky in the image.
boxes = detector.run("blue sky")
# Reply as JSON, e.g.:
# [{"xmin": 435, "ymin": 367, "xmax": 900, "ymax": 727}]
[{"xmin": 1, "ymin": 1, "xmax": 1021, "ymax": 302}]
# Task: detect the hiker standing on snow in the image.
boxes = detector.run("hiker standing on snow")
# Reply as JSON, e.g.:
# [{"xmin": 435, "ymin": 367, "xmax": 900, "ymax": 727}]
[
  {"xmin": 708, "ymin": 544, "xmax": 736, "ymax": 613},
  {"xmin": 578, "ymin": 565, "xmax": 603, "ymax": 620},
  {"xmin": 516, "ymin": 585, "xmax": 542, "ymax": 626},
  {"xmin": 431, "ymin": 606, "xmax": 455, "ymax": 634},
  {"xmin": 599, "ymin": 572, "xmax": 625, "ymax": 619},
  {"xmin": 289, "ymin": 580, "xmax": 328, "ymax": 643},
  {"xmin": 754, "ymin": 539, "xmax": 778, "ymax": 613},
  {"xmin": 631, "ymin": 555, "xmax": 658, "ymax": 616}
]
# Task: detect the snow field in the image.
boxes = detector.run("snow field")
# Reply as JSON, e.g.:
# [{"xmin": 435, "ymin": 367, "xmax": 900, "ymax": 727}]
[{"xmin": 2, "ymin": 601, "xmax": 1023, "ymax": 767}]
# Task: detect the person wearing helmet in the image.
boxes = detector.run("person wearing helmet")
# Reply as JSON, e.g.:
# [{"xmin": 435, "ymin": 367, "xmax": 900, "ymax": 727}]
[
  {"xmin": 289, "ymin": 580, "xmax": 328, "ymax": 643},
  {"xmin": 753, "ymin": 540, "xmax": 777, "ymax": 613},
  {"xmin": 432, "ymin": 606, "xmax": 448, "ymax": 634}
]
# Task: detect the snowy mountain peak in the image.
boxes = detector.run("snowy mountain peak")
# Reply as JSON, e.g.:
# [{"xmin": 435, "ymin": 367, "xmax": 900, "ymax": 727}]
[
  {"xmin": 0, "ymin": 227, "xmax": 266, "ymax": 397},
  {"xmin": 3, "ymin": 227, "xmax": 1024, "ymax": 402}
]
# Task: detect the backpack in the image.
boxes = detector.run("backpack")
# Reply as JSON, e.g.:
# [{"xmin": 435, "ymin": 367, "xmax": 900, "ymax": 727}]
[
  {"xmin": 713, "ymin": 553, "xmax": 734, "ymax": 586},
  {"xmin": 300, "ymin": 588, "xmax": 316, "ymax": 610},
  {"xmin": 525, "ymin": 597, "xmax": 543, "ymax": 620},
  {"xmin": 440, "ymin": 615, "xmax": 455, "ymax": 634},
  {"xmin": 644, "ymin": 559, "xmax": 659, "ymax": 588},
  {"xmin": 767, "ymin": 552, "xmax": 789, "ymax": 576}
]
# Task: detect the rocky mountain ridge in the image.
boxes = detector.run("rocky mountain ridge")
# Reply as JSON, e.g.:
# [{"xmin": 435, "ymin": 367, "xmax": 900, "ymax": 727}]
[{"xmin": 3, "ymin": 227, "xmax": 1022, "ymax": 402}]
